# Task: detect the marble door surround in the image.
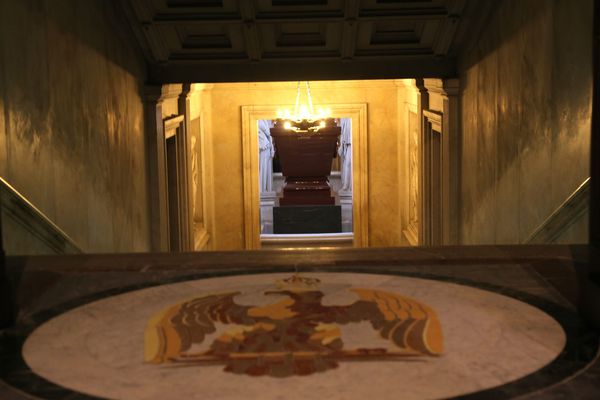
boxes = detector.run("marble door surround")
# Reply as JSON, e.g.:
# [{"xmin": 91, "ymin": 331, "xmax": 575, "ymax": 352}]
[
  {"xmin": 142, "ymin": 80, "xmax": 460, "ymax": 251},
  {"xmin": 416, "ymin": 79, "xmax": 460, "ymax": 246},
  {"xmin": 242, "ymin": 104, "xmax": 369, "ymax": 249},
  {"xmin": 144, "ymin": 85, "xmax": 195, "ymax": 252}
]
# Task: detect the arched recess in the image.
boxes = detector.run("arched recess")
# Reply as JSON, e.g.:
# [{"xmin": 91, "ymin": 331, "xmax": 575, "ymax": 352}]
[{"xmin": 241, "ymin": 104, "xmax": 369, "ymax": 249}]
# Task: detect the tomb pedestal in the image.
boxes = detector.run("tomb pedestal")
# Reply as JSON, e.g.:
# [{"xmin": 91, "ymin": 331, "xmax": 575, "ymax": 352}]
[
  {"xmin": 259, "ymin": 191, "xmax": 277, "ymax": 234},
  {"xmin": 273, "ymin": 205, "xmax": 342, "ymax": 234},
  {"xmin": 270, "ymin": 121, "xmax": 341, "ymax": 206}
]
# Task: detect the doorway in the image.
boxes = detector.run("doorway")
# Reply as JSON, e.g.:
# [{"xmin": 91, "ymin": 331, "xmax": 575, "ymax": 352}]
[
  {"xmin": 241, "ymin": 104, "xmax": 368, "ymax": 250},
  {"xmin": 258, "ymin": 118, "xmax": 354, "ymax": 248}
]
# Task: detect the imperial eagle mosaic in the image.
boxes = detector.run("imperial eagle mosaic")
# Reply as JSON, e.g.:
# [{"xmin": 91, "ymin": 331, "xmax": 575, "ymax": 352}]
[
  {"xmin": 22, "ymin": 273, "xmax": 567, "ymax": 399},
  {"xmin": 144, "ymin": 275, "xmax": 444, "ymax": 376}
]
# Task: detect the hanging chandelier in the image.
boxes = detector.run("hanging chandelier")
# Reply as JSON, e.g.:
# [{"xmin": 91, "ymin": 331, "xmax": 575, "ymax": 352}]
[{"xmin": 276, "ymin": 81, "xmax": 332, "ymax": 132}]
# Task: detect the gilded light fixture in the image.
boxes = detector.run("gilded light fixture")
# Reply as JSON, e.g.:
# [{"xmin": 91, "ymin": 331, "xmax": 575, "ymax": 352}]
[
  {"xmin": 270, "ymin": 83, "xmax": 341, "ymax": 207},
  {"xmin": 276, "ymin": 81, "xmax": 332, "ymax": 132}
]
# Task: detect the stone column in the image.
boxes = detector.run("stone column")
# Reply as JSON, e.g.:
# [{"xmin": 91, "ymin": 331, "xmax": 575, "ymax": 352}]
[
  {"xmin": 143, "ymin": 85, "xmax": 169, "ymax": 252},
  {"xmin": 144, "ymin": 84, "xmax": 186, "ymax": 252},
  {"xmin": 419, "ymin": 78, "xmax": 460, "ymax": 246},
  {"xmin": 440, "ymin": 79, "xmax": 460, "ymax": 245},
  {"xmin": 178, "ymin": 84, "xmax": 193, "ymax": 251},
  {"xmin": 416, "ymin": 79, "xmax": 428, "ymax": 246}
]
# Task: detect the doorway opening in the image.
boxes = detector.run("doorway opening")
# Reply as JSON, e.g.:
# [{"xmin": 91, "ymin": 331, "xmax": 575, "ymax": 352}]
[
  {"xmin": 150, "ymin": 80, "xmax": 457, "ymax": 251},
  {"xmin": 258, "ymin": 118, "xmax": 353, "ymax": 248},
  {"xmin": 241, "ymin": 101, "xmax": 369, "ymax": 250}
]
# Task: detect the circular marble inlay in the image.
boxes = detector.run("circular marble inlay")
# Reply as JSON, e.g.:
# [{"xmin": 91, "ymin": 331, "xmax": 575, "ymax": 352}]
[{"xmin": 22, "ymin": 273, "xmax": 566, "ymax": 400}]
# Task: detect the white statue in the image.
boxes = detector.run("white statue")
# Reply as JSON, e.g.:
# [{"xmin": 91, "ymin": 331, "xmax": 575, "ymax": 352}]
[
  {"xmin": 338, "ymin": 118, "xmax": 352, "ymax": 192},
  {"xmin": 258, "ymin": 120, "xmax": 275, "ymax": 193}
]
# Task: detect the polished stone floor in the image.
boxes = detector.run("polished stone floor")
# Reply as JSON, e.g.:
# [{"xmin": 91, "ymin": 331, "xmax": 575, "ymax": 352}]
[{"xmin": 1, "ymin": 245, "xmax": 599, "ymax": 399}]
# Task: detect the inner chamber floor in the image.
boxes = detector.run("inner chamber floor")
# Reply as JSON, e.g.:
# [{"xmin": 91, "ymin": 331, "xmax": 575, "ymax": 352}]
[{"xmin": 1, "ymin": 245, "xmax": 599, "ymax": 400}]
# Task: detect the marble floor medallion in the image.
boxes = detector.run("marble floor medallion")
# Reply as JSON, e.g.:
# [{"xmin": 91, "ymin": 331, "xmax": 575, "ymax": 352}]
[{"xmin": 22, "ymin": 273, "xmax": 567, "ymax": 400}]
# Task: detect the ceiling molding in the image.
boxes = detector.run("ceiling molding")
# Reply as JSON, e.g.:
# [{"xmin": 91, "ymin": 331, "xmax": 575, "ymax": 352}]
[
  {"xmin": 148, "ymin": 56, "xmax": 456, "ymax": 83},
  {"xmin": 120, "ymin": 0, "xmax": 476, "ymax": 82}
]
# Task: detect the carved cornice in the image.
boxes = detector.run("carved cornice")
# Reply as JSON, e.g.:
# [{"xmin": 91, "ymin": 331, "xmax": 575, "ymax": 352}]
[
  {"xmin": 394, "ymin": 79, "xmax": 418, "ymax": 89},
  {"xmin": 144, "ymin": 84, "xmax": 184, "ymax": 104},
  {"xmin": 163, "ymin": 114, "xmax": 184, "ymax": 133},
  {"xmin": 191, "ymin": 83, "xmax": 215, "ymax": 93},
  {"xmin": 143, "ymin": 85, "xmax": 163, "ymax": 104},
  {"xmin": 161, "ymin": 84, "xmax": 184, "ymax": 99},
  {"xmin": 414, "ymin": 78, "xmax": 427, "ymax": 93},
  {"xmin": 209, "ymin": 80, "xmax": 400, "ymax": 92},
  {"xmin": 424, "ymin": 78, "xmax": 460, "ymax": 97},
  {"xmin": 120, "ymin": 0, "xmax": 471, "ymax": 80},
  {"xmin": 180, "ymin": 83, "xmax": 192, "ymax": 98}
]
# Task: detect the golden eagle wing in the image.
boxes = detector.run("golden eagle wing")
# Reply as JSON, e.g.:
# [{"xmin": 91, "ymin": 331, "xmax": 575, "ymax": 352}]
[
  {"xmin": 340, "ymin": 288, "xmax": 443, "ymax": 356},
  {"xmin": 144, "ymin": 292, "xmax": 253, "ymax": 363}
]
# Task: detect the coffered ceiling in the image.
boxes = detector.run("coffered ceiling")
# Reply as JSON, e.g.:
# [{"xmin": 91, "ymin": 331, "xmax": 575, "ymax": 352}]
[{"xmin": 118, "ymin": 0, "xmax": 489, "ymax": 82}]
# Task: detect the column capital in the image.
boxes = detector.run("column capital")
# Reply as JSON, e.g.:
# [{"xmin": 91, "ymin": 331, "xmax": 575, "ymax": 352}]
[
  {"xmin": 179, "ymin": 83, "xmax": 193, "ymax": 100},
  {"xmin": 144, "ymin": 84, "xmax": 184, "ymax": 104},
  {"xmin": 414, "ymin": 78, "xmax": 427, "ymax": 93},
  {"xmin": 143, "ymin": 85, "xmax": 163, "ymax": 104},
  {"xmin": 424, "ymin": 78, "xmax": 460, "ymax": 97}
]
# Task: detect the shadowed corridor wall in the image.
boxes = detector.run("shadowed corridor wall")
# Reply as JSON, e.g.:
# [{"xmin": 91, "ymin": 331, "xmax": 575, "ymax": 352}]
[
  {"xmin": 458, "ymin": 0, "xmax": 592, "ymax": 244},
  {"xmin": 0, "ymin": 0, "xmax": 150, "ymax": 252}
]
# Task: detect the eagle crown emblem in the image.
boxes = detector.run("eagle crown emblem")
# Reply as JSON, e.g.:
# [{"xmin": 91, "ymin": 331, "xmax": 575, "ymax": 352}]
[
  {"xmin": 275, "ymin": 274, "xmax": 321, "ymax": 291},
  {"xmin": 145, "ymin": 274, "xmax": 444, "ymax": 377}
]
